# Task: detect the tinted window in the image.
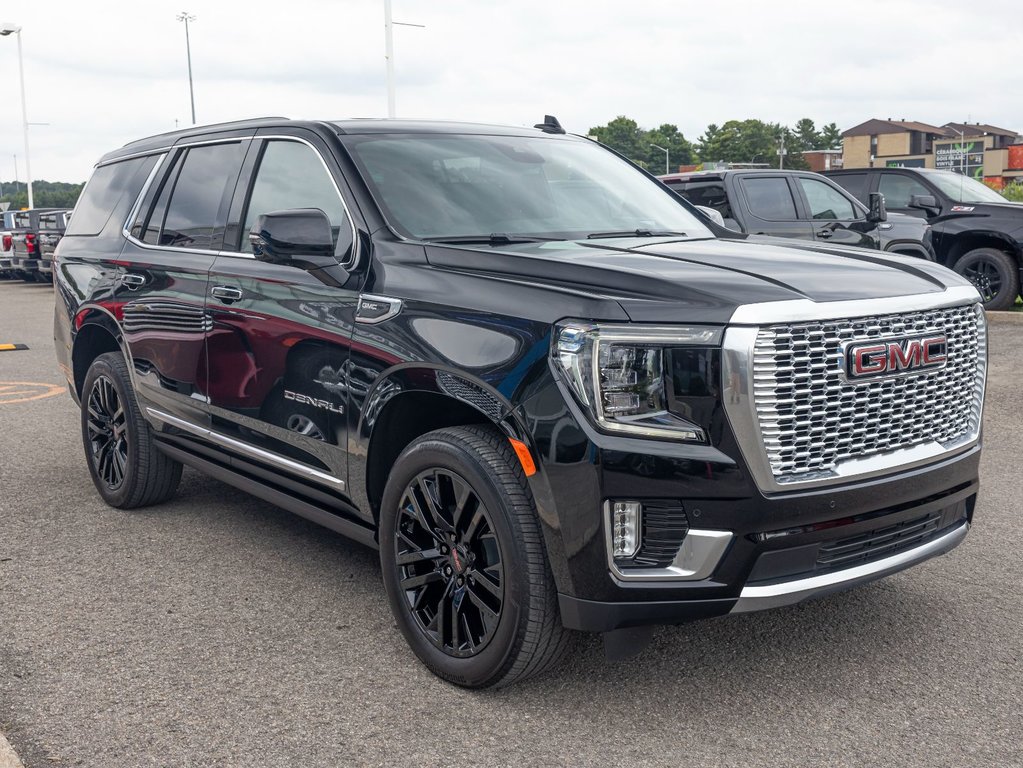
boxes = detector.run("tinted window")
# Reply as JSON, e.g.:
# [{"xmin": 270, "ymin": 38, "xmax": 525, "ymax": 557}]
[
  {"xmin": 741, "ymin": 177, "xmax": 798, "ymax": 220},
  {"xmin": 242, "ymin": 140, "xmax": 349, "ymax": 256},
  {"xmin": 65, "ymin": 156, "xmax": 155, "ymax": 237},
  {"xmin": 798, "ymin": 178, "xmax": 856, "ymax": 220},
  {"xmin": 878, "ymin": 174, "xmax": 933, "ymax": 208},
  {"xmin": 831, "ymin": 173, "xmax": 869, "ymax": 203},
  {"xmin": 669, "ymin": 180, "xmax": 734, "ymax": 220},
  {"xmin": 146, "ymin": 143, "xmax": 244, "ymax": 250}
]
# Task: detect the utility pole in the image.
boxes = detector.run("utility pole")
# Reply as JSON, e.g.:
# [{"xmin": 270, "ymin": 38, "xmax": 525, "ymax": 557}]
[
  {"xmin": 177, "ymin": 12, "xmax": 197, "ymax": 124},
  {"xmin": 0, "ymin": 24, "xmax": 33, "ymax": 208},
  {"xmin": 777, "ymin": 133, "xmax": 786, "ymax": 170}
]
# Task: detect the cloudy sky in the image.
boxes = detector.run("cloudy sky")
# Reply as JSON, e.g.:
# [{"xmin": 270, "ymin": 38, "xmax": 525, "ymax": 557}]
[{"xmin": 1, "ymin": 0, "xmax": 1020, "ymax": 183}]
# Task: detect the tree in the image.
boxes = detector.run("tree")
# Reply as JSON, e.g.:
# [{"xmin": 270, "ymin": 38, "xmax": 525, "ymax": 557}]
[
  {"xmin": 696, "ymin": 119, "xmax": 781, "ymax": 166},
  {"xmin": 0, "ymin": 180, "xmax": 84, "ymax": 210},
  {"xmin": 588, "ymin": 117, "xmax": 646, "ymax": 165},
  {"xmin": 643, "ymin": 123, "xmax": 694, "ymax": 173},
  {"xmin": 819, "ymin": 122, "xmax": 842, "ymax": 150}
]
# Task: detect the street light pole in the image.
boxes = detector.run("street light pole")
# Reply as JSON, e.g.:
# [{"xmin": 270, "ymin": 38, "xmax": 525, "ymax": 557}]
[
  {"xmin": 0, "ymin": 23, "xmax": 33, "ymax": 209},
  {"xmin": 650, "ymin": 144, "xmax": 669, "ymax": 175},
  {"xmin": 382, "ymin": 2, "xmax": 424, "ymax": 118},
  {"xmin": 177, "ymin": 12, "xmax": 197, "ymax": 124}
]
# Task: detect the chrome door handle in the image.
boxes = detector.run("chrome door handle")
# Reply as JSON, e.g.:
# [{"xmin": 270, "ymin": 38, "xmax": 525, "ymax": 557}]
[
  {"xmin": 119, "ymin": 273, "xmax": 146, "ymax": 289},
  {"xmin": 817, "ymin": 229, "xmax": 833, "ymax": 239},
  {"xmin": 210, "ymin": 285, "xmax": 243, "ymax": 303}
]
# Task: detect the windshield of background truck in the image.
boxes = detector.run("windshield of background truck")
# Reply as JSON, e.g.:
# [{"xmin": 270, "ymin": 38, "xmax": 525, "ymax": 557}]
[
  {"xmin": 345, "ymin": 134, "xmax": 712, "ymax": 241},
  {"xmin": 924, "ymin": 170, "xmax": 1008, "ymax": 204}
]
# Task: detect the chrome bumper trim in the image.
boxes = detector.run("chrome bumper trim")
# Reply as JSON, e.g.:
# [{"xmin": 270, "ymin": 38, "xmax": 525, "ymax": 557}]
[{"xmin": 731, "ymin": 521, "xmax": 969, "ymax": 613}]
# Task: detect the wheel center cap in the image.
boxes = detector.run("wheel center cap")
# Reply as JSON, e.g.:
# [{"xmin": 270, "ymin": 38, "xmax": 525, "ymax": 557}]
[{"xmin": 450, "ymin": 545, "xmax": 470, "ymax": 574}]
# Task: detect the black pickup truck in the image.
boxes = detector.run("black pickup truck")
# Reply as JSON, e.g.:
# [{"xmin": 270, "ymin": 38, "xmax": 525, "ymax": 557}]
[
  {"xmin": 659, "ymin": 169, "xmax": 934, "ymax": 261},
  {"xmin": 827, "ymin": 167, "xmax": 1023, "ymax": 310},
  {"xmin": 7, "ymin": 207, "xmax": 63, "ymax": 282},
  {"xmin": 55, "ymin": 116, "xmax": 984, "ymax": 688}
]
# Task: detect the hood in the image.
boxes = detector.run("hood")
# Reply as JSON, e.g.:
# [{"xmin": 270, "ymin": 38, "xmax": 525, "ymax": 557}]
[{"xmin": 425, "ymin": 236, "xmax": 969, "ymax": 324}]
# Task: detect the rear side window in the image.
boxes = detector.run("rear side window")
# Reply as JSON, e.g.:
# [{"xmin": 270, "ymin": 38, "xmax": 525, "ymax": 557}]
[
  {"xmin": 65, "ymin": 156, "xmax": 156, "ymax": 237},
  {"xmin": 740, "ymin": 177, "xmax": 797, "ymax": 220},
  {"xmin": 831, "ymin": 173, "xmax": 869, "ymax": 202},
  {"xmin": 142, "ymin": 143, "xmax": 244, "ymax": 250},
  {"xmin": 668, "ymin": 180, "xmax": 734, "ymax": 220}
]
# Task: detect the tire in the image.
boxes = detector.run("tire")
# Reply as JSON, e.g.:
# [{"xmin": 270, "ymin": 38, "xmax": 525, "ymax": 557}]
[
  {"xmin": 81, "ymin": 351, "xmax": 182, "ymax": 508},
  {"xmin": 953, "ymin": 247, "xmax": 1019, "ymax": 310},
  {"xmin": 379, "ymin": 425, "xmax": 569, "ymax": 688}
]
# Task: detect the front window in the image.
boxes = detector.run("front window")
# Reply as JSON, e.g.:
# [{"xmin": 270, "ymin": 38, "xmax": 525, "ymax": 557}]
[
  {"xmin": 343, "ymin": 134, "xmax": 711, "ymax": 241},
  {"xmin": 922, "ymin": 170, "xmax": 1007, "ymax": 204}
]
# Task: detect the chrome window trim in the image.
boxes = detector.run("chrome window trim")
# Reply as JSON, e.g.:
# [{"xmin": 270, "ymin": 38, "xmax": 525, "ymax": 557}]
[
  {"xmin": 728, "ymin": 285, "xmax": 981, "ymax": 325},
  {"xmin": 731, "ymin": 521, "xmax": 969, "ymax": 613},
  {"xmin": 722, "ymin": 295, "xmax": 986, "ymax": 494},
  {"xmin": 146, "ymin": 407, "xmax": 345, "ymax": 491},
  {"xmin": 117, "ymin": 134, "xmax": 359, "ymax": 268},
  {"xmin": 603, "ymin": 501, "xmax": 733, "ymax": 582}
]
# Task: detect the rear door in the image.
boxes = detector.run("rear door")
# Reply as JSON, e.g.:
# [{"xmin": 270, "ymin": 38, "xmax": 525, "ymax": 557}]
[
  {"xmin": 733, "ymin": 175, "xmax": 813, "ymax": 240},
  {"xmin": 795, "ymin": 175, "xmax": 879, "ymax": 249},
  {"xmin": 203, "ymin": 129, "xmax": 362, "ymax": 499},
  {"xmin": 118, "ymin": 138, "xmax": 248, "ymax": 427}
]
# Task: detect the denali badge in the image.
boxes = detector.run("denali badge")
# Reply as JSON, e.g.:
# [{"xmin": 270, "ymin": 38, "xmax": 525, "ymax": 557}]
[
  {"xmin": 845, "ymin": 335, "xmax": 947, "ymax": 380},
  {"xmin": 284, "ymin": 389, "xmax": 345, "ymax": 414}
]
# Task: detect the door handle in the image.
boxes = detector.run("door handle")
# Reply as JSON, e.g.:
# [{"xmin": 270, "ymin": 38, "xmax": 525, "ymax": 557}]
[
  {"xmin": 119, "ymin": 273, "xmax": 146, "ymax": 289},
  {"xmin": 817, "ymin": 229, "xmax": 833, "ymax": 239},
  {"xmin": 210, "ymin": 285, "xmax": 243, "ymax": 303}
]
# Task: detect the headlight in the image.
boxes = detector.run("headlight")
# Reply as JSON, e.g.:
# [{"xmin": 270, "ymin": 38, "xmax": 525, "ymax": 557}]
[{"xmin": 552, "ymin": 321, "xmax": 723, "ymax": 442}]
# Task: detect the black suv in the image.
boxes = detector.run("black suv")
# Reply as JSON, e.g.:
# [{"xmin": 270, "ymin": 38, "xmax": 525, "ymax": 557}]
[
  {"xmin": 55, "ymin": 117, "xmax": 985, "ymax": 688},
  {"xmin": 827, "ymin": 167, "xmax": 1023, "ymax": 309}
]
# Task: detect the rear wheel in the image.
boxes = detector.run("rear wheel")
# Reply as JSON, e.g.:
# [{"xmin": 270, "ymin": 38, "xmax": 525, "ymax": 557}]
[
  {"xmin": 81, "ymin": 352, "xmax": 182, "ymax": 508},
  {"xmin": 379, "ymin": 426, "xmax": 568, "ymax": 688},
  {"xmin": 953, "ymin": 247, "xmax": 1019, "ymax": 310}
]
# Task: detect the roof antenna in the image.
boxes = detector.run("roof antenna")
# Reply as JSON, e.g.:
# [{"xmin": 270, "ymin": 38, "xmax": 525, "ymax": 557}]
[{"xmin": 534, "ymin": 115, "xmax": 566, "ymax": 134}]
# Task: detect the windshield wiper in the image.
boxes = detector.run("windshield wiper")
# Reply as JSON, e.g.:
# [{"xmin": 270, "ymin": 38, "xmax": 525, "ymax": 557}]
[
  {"xmin": 585, "ymin": 229, "xmax": 688, "ymax": 240},
  {"xmin": 423, "ymin": 233, "xmax": 563, "ymax": 245}
]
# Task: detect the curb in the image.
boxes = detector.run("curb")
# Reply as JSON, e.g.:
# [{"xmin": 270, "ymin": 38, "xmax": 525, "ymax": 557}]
[{"xmin": 0, "ymin": 734, "xmax": 24, "ymax": 768}]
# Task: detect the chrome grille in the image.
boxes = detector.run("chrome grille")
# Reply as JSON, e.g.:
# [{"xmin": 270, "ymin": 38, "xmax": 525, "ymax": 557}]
[{"xmin": 752, "ymin": 303, "xmax": 984, "ymax": 483}]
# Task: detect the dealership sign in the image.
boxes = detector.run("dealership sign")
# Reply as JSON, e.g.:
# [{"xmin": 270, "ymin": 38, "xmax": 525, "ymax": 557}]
[{"xmin": 934, "ymin": 140, "xmax": 985, "ymax": 178}]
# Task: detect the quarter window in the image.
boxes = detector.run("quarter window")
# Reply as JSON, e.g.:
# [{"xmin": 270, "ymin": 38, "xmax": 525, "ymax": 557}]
[
  {"xmin": 241, "ymin": 140, "xmax": 350, "ymax": 258},
  {"xmin": 741, "ymin": 177, "xmax": 798, "ymax": 220},
  {"xmin": 798, "ymin": 178, "xmax": 856, "ymax": 220}
]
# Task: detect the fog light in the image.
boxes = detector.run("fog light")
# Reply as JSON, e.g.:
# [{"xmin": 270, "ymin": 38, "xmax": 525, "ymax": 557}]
[{"xmin": 611, "ymin": 501, "xmax": 642, "ymax": 559}]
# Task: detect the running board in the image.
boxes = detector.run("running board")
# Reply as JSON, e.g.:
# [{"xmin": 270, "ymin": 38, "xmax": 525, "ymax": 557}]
[{"xmin": 156, "ymin": 441, "xmax": 378, "ymax": 550}]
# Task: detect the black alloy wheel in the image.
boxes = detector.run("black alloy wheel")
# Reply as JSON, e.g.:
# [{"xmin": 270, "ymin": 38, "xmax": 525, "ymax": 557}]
[
  {"xmin": 379, "ymin": 426, "xmax": 568, "ymax": 688},
  {"xmin": 80, "ymin": 351, "xmax": 182, "ymax": 508},
  {"xmin": 394, "ymin": 468, "xmax": 504, "ymax": 657},
  {"xmin": 953, "ymin": 247, "xmax": 1019, "ymax": 311},
  {"xmin": 86, "ymin": 374, "xmax": 129, "ymax": 490}
]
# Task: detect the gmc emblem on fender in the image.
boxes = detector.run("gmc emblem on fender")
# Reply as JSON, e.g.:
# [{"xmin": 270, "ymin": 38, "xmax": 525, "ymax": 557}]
[{"xmin": 845, "ymin": 335, "xmax": 948, "ymax": 380}]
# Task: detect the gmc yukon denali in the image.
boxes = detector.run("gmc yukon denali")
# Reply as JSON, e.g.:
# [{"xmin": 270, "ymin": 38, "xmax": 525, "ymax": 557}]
[{"xmin": 54, "ymin": 117, "xmax": 986, "ymax": 688}]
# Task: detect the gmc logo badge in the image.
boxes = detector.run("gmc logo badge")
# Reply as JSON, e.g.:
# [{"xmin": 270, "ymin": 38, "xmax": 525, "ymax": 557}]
[{"xmin": 845, "ymin": 335, "xmax": 947, "ymax": 379}]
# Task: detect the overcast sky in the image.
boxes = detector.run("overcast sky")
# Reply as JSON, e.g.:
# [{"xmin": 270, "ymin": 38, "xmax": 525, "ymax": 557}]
[{"xmin": 1, "ymin": 0, "xmax": 1020, "ymax": 183}]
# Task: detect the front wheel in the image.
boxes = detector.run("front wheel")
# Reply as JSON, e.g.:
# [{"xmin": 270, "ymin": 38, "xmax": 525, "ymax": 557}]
[
  {"xmin": 379, "ymin": 426, "xmax": 568, "ymax": 688},
  {"xmin": 81, "ymin": 351, "xmax": 182, "ymax": 508},
  {"xmin": 953, "ymin": 247, "xmax": 1019, "ymax": 310}
]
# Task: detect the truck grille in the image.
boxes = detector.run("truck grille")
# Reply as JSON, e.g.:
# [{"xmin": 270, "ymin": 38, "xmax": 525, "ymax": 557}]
[
  {"xmin": 816, "ymin": 513, "xmax": 941, "ymax": 571},
  {"xmin": 752, "ymin": 303, "xmax": 984, "ymax": 483}
]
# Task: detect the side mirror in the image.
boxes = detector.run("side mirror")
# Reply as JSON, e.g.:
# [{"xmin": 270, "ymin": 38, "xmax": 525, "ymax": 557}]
[
  {"xmin": 694, "ymin": 205, "xmax": 725, "ymax": 227},
  {"xmin": 909, "ymin": 194, "xmax": 939, "ymax": 214},
  {"xmin": 248, "ymin": 209, "xmax": 336, "ymax": 270},
  {"xmin": 867, "ymin": 192, "xmax": 888, "ymax": 224}
]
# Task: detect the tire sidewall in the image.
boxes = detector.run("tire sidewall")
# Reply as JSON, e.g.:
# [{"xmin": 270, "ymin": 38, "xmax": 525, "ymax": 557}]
[
  {"xmin": 379, "ymin": 435, "xmax": 528, "ymax": 688},
  {"xmin": 954, "ymin": 247, "xmax": 1019, "ymax": 310},
  {"xmin": 81, "ymin": 352, "xmax": 142, "ymax": 508}
]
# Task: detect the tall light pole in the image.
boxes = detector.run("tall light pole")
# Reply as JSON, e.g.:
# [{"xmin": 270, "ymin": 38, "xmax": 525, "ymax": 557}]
[
  {"xmin": 650, "ymin": 143, "xmax": 669, "ymax": 175},
  {"xmin": 382, "ymin": 2, "xmax": 423, "ymax": 118},
  {"xmin": 0, "ymin": 23, "xmax": 33, "ymax": 209},
  {"xmin": 177, "ymin": 12, "xmax": 196, "ymax": 124}
]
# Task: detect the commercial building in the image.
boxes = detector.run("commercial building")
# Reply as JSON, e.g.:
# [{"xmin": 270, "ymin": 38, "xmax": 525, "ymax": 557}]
[{"xmin": 841, "ymin": 119, "xmax": 1023, "ymax": 187}]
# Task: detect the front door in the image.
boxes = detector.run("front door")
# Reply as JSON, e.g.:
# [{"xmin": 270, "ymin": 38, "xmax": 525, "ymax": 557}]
[
  {"xmin": 796, "ymin": 175, "xmax": 878, "ymax": 249},
  {"xmin": 204, "ymin": 134, "xmax": 362, "ymax": 499}
]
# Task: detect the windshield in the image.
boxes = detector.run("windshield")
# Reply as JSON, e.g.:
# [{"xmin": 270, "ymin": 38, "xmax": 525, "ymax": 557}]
[
  {"xmin": 923, "ymin": 170, "xmax": 1008, "ymax": 204},
  {"xmin": 343, "ymin": 133, "xmax": 712, "ymax": 241}
]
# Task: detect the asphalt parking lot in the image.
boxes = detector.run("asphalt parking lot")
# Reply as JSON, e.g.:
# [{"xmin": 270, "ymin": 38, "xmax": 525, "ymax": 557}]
[{"xmin": 0, "ymin": 279, "xmax": 1020, "ymax": 768}]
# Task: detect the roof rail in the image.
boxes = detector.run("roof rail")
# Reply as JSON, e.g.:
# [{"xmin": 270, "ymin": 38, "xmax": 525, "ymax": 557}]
[{"xmin": 121, "ymin": 116, "xmax": 289, "ymax": 147}]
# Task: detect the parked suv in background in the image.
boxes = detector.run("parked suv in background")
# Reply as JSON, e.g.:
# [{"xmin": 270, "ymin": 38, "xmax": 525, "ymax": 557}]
[
  {"xmin": 55, "ymin": 117, "xmax": 985, "ymax": 688},
  {"xmin": 8, "ymin": 207, "xmax": 60, "ymax": 282},
  {"xmin": 35, "ymin": 209, "xmax": 72, "ymax": 282},
  {"xmin": 0, "ymin": 209, "xmax": 17, "ymax": 278},
  {"xmin": 827, "ymin": 167, "xmax": 1023, "ymax": 309},
  {"xmin": 659, "ymin": 169, "xmax": 935, "ymax": 260}
]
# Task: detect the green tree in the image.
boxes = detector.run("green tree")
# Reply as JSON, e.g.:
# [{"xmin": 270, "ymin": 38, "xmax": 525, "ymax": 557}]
[
  {"xmin": 0, "ymin": 180, "xmax": 84, "ymax": 210},
  {"xmin": 792, "ymin": 118, "xmax": 820, "ymax": 151},
  {"xmin": 697, "ymin": 119, "xmax": 782, "ymax": 166},
  {"xmin": 643, "ymin": 123, "xmax": 694, "ymax": 173},
  {"xmin": 819, "ymin": 123, "xmax": 842, "ymax": 149},
  {"xmin": 588, "ymin": 116, "xmax": 646, "ymax": 165}
]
